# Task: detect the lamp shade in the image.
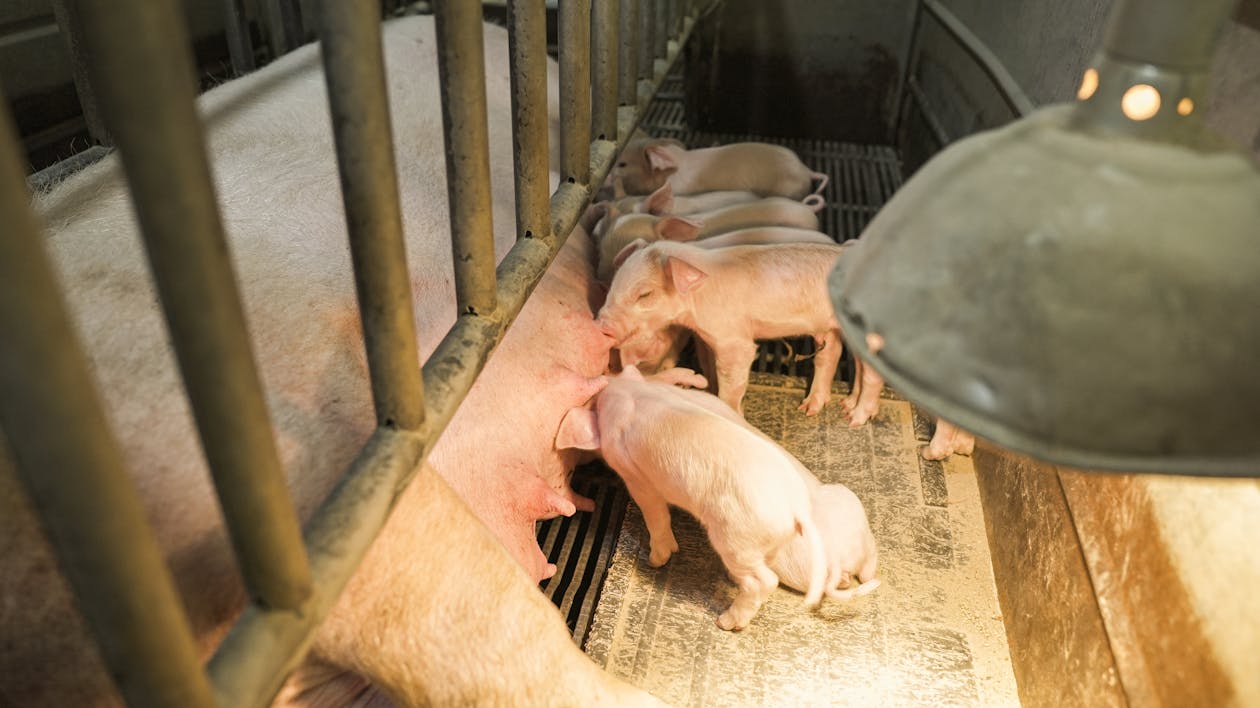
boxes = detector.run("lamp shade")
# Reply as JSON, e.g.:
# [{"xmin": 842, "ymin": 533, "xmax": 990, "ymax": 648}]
[{"xmin": 828, "ymin": 104, "xmax": 1260, "ymax": 476}]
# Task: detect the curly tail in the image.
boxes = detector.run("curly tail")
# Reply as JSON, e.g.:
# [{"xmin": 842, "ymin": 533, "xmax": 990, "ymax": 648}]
[
  {"xmin": 795, "ymin": 512, "xmax": 826, "ymax": 609},
  {"xmin": 825, "ymin": 577, "xmax": 881, "ymax": 601},
  {"xmin": 809, "ymin": 170, "xmax": 829, "ymax": 197},
  {"xmin": 801, "ymin": 194, "xmax": 825, "ymax": 212}
]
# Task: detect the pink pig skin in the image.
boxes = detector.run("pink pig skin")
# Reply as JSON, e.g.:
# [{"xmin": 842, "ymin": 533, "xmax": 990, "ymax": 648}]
[
  {"xmin": 598, "ymin": 240, "xmax": 882, "ymax": 423},
  {"xmin": 921, "ymin": 417, "xmax": 977, "ymax": 460},
  {"xmin": 655, "ymin": 385, "xmax": 880, "ymax": 601},
  {"xmin": 556, "ymin": 366, "xmax": 826, "ymax": 630},
  {"xmin": 608, "ymin": 138, "xmax": 828, "ymax": 199},
  {"xmin": 587, "ymin": 185, "xmax": 762, "ymax": 241},
  {"xmin": 596, "ymin": 197, "xmax": 826, "ymax": 286},
  {"xmin": 1, "ymin": 16, "xmax": 663, "ymax": 707}
]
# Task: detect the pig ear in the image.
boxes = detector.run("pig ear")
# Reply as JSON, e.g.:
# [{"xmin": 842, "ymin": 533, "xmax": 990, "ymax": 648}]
[
  {"xmin": 655, "ymin": 216, "xmax": 703, "ymax": 242},
  {"xmin": 613, "ymin": 238, "xmax": 649, "ymax": 270},
  {"xmin": 556, "ymin": 408, "xmax": 601, "ymax": 451},
  {"xmin": 580, "ymin": 202, "xmax": 608, "ymax": 236},
  {"xmin": 643, "ymin": 183, "xmax": 676, "ymax": 215},
  {"xmin": 645, "ymin": 144, "xmax": 678, "ymax": 174},
  {"xmin": 667, "ymin": 256, "xmax": 708, "ymax": 294}
]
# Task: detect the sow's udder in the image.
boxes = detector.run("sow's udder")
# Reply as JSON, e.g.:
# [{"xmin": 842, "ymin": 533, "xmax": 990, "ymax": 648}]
[{"xmin": 427, "ymin": 226, "xmax": 614, "ymax": 582}]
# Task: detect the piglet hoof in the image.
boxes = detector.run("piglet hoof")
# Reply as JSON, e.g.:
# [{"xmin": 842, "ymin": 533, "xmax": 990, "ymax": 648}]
[
  {"xmin": 846, "ymin": 406, "xmax": 878, "ymax": 427},
  {"xmin": 797, "ymin": 396, "xmax": 826, "ymax": 416},
  {"xmin": 839, "ymin": 395, "xmax": 858, "ymax": 412},
  {"xmin": 647, "ymin": 539, "xmax": 678, "ymax": 567},
  {"xmin": 920, "ymin": 443, "xmax": 949, "ymax": 461},
  {"xmin": 716, "ymin": 609, "xmax": 748, "ymax": 632}
]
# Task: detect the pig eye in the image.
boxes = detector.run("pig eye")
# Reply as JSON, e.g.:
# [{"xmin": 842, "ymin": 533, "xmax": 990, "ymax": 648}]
[{"xmin": 636, "ymin": 289, "xmax": 654, "ymax": 302}]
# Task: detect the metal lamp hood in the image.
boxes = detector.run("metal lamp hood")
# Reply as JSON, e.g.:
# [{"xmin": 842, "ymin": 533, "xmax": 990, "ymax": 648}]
[{"xmin": 828, "ymin": 0, "xmax": 1260, "ymax": 476}]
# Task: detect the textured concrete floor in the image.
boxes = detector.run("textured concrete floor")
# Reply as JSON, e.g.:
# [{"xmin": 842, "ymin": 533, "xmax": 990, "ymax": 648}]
[{"xmin": 584, "ymin": 373, "xmax": 1019, "ymax": 707}]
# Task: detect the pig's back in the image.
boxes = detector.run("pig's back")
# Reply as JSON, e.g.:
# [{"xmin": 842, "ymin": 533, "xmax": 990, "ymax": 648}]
[
  {"xmin": 694, "ymin": 198, "xmax": 820, "ymax": 236},
  {"xmin": 676, "ymin": 143, "xmax": 813, "ymax": 199}
]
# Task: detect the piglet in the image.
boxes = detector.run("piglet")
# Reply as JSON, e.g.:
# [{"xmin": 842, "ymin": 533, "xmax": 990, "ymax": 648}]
[
  {"xmin": 556, "ymin": 366, "xmax": 826, "ymax": 630},
  {"xmin": 609, "ymin": 138, "xmax": 828, "ymax": 200},
  {"xmin": 590, "ymin": 183, "xmax": 762, "ymax": 236},
  {"xmin": 598, "ymin": 240, "xmax": 883, "ymax": 422},
  {"xmin": 596, "ymin": 197, "xmax": 825, "ymax": 285}
]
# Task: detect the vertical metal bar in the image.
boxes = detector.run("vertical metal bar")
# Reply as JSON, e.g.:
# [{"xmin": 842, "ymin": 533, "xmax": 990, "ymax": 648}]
[
  {"xmin": 507, "ymin": 0, "xmax": 553, "ymax": 241},
  {"xmin": 654, "ymin": 0, "xmax": 668, "ymax": 58},
  {"xmin": 318, "ymin": 2, "xmax": 425, "ymax": 431},
  {"xmin": 433, "ymin": 0, "xmax": 498, "ymax": 315},
  {"xmin": 669, "ymin": 0, "xmax": 680, "ymax": 36},
  {"xmin": 264, "ymin": 0, "xmax": 304, "ymax": 56},
  {"xmin": 619, "ymin": 0, "xmax": 640, "ymax": 105},
  {"xmin": 559, "ymin": 0, "xmax": 592, "ymax": 184},
  {"xmin": 49, "ymin": 0, "xmax": 111, "ymax": 145},
  {"xmin": 0, "ymin": 93, "xmax": 214, "ymax": 708},
  {"xmin": 74, "ymin": 0, "xmax": 312, "ymax": 610},
  {"xmin": 224, "ymin": 0, "xmax": 256, "ymax": 75},
  {"xmin": 592, "ymin": 0, "xmax": 620, "ymax": 141},
  {"xmin": 638, "ymin": 0, "xmax": 655, "ymax": 80}
]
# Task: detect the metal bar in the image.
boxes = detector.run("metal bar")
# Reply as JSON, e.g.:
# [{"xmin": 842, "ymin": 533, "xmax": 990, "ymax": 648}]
[
  {"xmin": 0, "ymin": 91, "xmax": 214, "ymax": 708},
  {"xmin": 264, "ymin": 0, "xmax": 304, "ymax": 56},
  {"xmin": 49, "ymin": 0, "xmax": 110, "ymax": 145},
  {"xmin": 906, "ymin": 76, "xmax": 952, "ymax": 147},
  {"xmin": 591, "ymin": 0, "xmax": 620, "ymax": 141},
  {"xmin": 654, "ymin": 0, "xmax": 668, "ymax": 58},
  {"xmin": 638, "ymin": 0, "xmax": 655, "ymax": 80},
  {"xmin": 559, "ymin": 0, "xmax": 592, "ymax": 184},
  {"xmin": 75, "ymin": 0, "xmax": 312, "ymax": 611},
  {"xmin": 207, "ymin": 16, "xmax": 700, "ymax": 703},
  {"xmin": 922, "ymin": 0, "xmax": 1034, "ymax": 117},
  {"xmin": 318, "ymin": 1, "xmax": 425, "ymax": 431},
  {"xmin": 224, "ymin": 0, "xmax": 256, "ymax": 75},
  {"xmin": 507, "ymin": 0, "xmax": 553, "ymax": 242},
  {"xmin": 619, "ymin": 0, "xmax": 640, "ymax": 105},
  {"xmin": 434, "ymin": 0, "xmax": 498, "ymax": 316},
  {"xmin": 892, "ymin": 0, "xmax": 924, "ymax": 143}
]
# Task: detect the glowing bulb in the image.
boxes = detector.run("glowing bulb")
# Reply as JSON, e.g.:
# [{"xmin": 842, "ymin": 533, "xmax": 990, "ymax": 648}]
[
  {"xmin": 1077, "ymin": 68, "xmax": 1100, "ymax": 100},
  {"xmin": 1121, "ymin": 84, "xmax": 1161, "ymax": 121},
  {"xmin": 1177, "ymin": 97, "xmax": 1195, "ymax": 115}
]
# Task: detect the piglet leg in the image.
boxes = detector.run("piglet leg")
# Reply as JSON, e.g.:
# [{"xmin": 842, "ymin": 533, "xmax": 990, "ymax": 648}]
[
  {"xmin": 711, "ymin": 338, "xmax": 759, "ymax": 416},
  {"xmin": 710, "ymin": 539, "xmax": 780, "ymax": 631},
  {"xmin": 845, "ymin": 358, "xmax": 885, "ymax": 427},
  {"xmin": 922, "ymin": 418, "xmax": 976, "ymax": 460},
  {"xmin": 799, "ymin": 330, "xmax": 841, "ymax": 416},
  {"xmin": 623, "ymin": 477, "xmax": 679, "ymax": 566}
]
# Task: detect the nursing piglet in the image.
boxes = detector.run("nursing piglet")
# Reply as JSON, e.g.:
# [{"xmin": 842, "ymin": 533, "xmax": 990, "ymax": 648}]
[
  {"xmin": 658, "ymin": 385, "xmax": 880, "ymax": 601},
  {"xmin": 598, "ymin": 240, "xmax": 883, "ymax": 423},
  {"xmin": 609, "ymin": 138, "xmax": 828, "ymax": 199},
  {"xmin": 586, "ymin": 183, "xmax": 762, "ymax": 241},
  {"xmin": 556, "ymin": 366, "xmax": 825, "ymax": 630}
]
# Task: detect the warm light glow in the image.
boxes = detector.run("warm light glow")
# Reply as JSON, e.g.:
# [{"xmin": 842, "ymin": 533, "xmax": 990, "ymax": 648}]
[
  {"xmin": 1177, "ymin": 97, "xmax": 1195, "ymax": 115},
  {"xmin": 1077, "ymin": 68, "xmax": 1099, "ymax": 100},
  {"xmin": 1121, "ymin": 84, "xmax": 1161, "ymax": 121}
]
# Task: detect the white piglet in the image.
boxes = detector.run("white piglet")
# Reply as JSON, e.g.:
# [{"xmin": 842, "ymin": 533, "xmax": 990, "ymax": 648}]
[
  {"xmin": 598, "ymin": 240, "xmax": 884, "ymax": 423},
  {"xmin": 556, "ymin": 366, "xmax": 826, "ymax": 631},
  {"xmin": 609, "ymin": 138, "xmax": 828, "ymax": 199}
]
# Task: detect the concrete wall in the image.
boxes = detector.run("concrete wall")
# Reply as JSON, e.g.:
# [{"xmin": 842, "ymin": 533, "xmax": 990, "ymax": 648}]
[{"xmin": 938, "ymin": 0, "xmax": 1260, "ymax": 154}]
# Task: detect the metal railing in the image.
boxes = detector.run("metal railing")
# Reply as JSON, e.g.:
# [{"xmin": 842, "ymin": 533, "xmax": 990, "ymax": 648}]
[
  {"xmin": 895, "ymin": 0, "xmax": 1034, "ymax": 151},
  {"xmin": 0, "ymin": 0, "xmax": 702, "ymax": 706}
]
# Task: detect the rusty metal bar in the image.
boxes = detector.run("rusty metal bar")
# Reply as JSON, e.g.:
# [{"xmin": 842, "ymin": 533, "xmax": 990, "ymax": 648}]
[
  {"xmin": 654, "ymin": 0, "xmax": 668, "ymax": 58},
  {"xmin": 619, "ymin": 0, "xmax": 640, "ymax": 105},
  {"xmin": 434, "ymin": 0, "xmax": 498, "ymax": 316},
  {"xmin": 223, "ymin": 0, "xmax": 256, "ymax": 75},
  {"xmin": 318, "ymin": 3, "xmax": 426, "ymax": 431},
  {"xmin": 49, "ymin": 0, "xmax": 110, "ymax": 145},
  {"xmin": 560, "ymin": 0, "xmax": 592, "ymax": 184},
  {"xmin": 0, "ymin": 91, "xmax": 214, "ymax": 708},
  {"xmin": 592, "ymin": 0, "xmax": 620, "ymax": 141},
  {"xmin": 638, "ymin": 0, "xmax": 655, "ymax": 80},
  {"xmin": 507, "ymin": 0, "xmax": 552, "ymax": 242},
  {"xmin": 74, "ymin": 0, "xmax": 312, "ymax": 611}
]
